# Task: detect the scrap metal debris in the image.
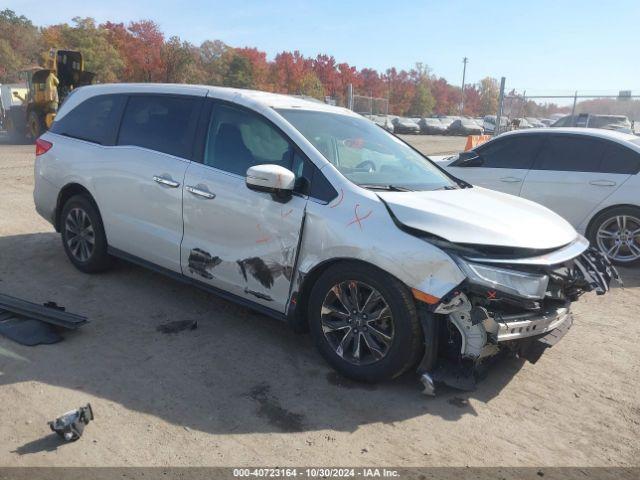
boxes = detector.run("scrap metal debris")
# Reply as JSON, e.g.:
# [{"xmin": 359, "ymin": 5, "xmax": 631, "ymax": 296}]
[
  {"xmin": 156, "ymin": 319, "xmax": 198, "ymax": 334},
  {"xmin": 49, "ymin": 404, "xmax": 93, "ymax": 442},
  {"xmin": 0, "ymin": 292, "xmax": 88, "ymax": 346}
]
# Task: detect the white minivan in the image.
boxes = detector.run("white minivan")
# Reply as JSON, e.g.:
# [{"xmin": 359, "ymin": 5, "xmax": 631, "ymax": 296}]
[{"xmin": 33, "ymin": 84, "xmax": 616, "ymax": 390}]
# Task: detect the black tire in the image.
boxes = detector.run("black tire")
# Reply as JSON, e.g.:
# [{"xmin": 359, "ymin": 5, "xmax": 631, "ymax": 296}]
[
  {"xmin": 60, "ymin": 195, "xmax": 113, "ymax": 273},
  {"xmin": 308, "ymin": 262, "xmax": 423, "ymax": 383},
  {"xmin": 5, "ymin": 118, "xmax": 23, "ymax": 144},
  {"xmin": 587, "ymin": 206, "xmax": 640, "ymax": 266},
  {"xmin": 28, "ymin": 111, "xmax": 45, "ymax": 140}
]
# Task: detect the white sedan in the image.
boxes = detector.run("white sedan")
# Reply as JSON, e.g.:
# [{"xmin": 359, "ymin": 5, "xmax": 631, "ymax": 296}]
[{"xmin": 437, "ymin": 128, "xmax": 640, "ymax": 265}]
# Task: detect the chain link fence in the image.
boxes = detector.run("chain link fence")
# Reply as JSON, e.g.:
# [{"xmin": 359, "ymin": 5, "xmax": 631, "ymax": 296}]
[
  {"xmin": 351, "ymin": 93, "xmax": 389, "ymax": 116},
  {"xmin": 495, "ymin": 80, "xmax": 640, "ymax": 135}
]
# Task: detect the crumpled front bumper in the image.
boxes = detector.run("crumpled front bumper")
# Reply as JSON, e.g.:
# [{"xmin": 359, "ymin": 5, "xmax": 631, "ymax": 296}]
[
  {"xmin": 495, "ymin": 305, "xmax": 571, "ymax": 342},
  {"xmin": 418, "ymin": 246, "xmax": 619, "ymax": 394}
]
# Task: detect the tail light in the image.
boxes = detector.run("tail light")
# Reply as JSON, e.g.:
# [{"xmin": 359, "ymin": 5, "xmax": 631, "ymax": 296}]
[{"xmin": 35, "ymin": 138, "xmax": 53, "ymax": 156}]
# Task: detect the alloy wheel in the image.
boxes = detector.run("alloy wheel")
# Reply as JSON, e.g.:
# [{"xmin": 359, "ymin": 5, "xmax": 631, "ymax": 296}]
[
  {"xmin": 321, "ymin": 280, "xmax": 395, "ymax": 366},
  {"xmin": 596, "ymin": 215, "xmax": 640, "ymax": 263},
  {"xmin": 65, "ymin": 207, "xmax": 96, "ymax": 262}
]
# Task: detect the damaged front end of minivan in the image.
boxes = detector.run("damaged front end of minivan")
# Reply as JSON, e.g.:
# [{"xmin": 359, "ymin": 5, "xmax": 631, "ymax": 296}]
[{"xmin": 415, "ymin": 236, "xmax": 621, "ymax": 395}]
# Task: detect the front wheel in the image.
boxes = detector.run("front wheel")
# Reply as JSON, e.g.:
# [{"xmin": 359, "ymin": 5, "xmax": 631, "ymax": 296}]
[
  {"xmin": 588, "ymin": 206, "xmax": 640, "ymax": 266},
  {"xmin": 28, "ymin": 111, "xmax": 45, "ymax": 139},
  {"xmin": 308, "ymin": 262, "xmax": 423, "ymax": 383}
]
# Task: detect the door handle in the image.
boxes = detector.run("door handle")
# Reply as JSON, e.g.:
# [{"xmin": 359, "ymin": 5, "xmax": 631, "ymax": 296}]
[
  {"xmin": 153, "ymin": 175, "xmax": 180, "ymax": 188},
  {"xmin": 589, "ymin": 180, "xmax": 617, "ymax": 187},
  {"xmin": 499, "ymin": 177, "xmax": 523, "ymax": 183},
  {"xmin": 186, "ymin": 185, "xmax": 216, "ymax": 199}
]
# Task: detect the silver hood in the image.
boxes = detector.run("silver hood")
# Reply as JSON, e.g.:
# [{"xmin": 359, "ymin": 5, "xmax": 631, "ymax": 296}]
[{"xmin": 378, "ymin": 186, "xmax": 578, "ymax": 250}]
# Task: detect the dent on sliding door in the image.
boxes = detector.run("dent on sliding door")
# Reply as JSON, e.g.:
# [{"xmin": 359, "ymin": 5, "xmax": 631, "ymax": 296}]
[{"xmin": 180, "ymin": 101, "xmax": 308, "ymax": 312}]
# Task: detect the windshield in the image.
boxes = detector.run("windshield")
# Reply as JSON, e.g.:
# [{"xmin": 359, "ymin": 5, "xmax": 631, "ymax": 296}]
[{"xmin": 277, "ymin": 109, "xmax": 457, "ymax": 191}]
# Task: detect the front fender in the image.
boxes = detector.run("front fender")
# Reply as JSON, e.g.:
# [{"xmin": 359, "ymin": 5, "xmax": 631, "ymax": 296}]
[{"xmin": 296, "ymin": 188, "xmax": 465, "ymax": 302}]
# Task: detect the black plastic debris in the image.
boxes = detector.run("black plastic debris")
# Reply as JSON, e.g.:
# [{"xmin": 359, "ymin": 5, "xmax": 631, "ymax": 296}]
[
  {"xmin": 0, "ymin": 292, "xmax": 87, "ymax": 346},
  {"xmin": 49, "ymin": 404, "xmax": 94, "ymax": 442},
  {"xmin": 0, "ymin": 317, "xmax": 61, "ymax": 346}
]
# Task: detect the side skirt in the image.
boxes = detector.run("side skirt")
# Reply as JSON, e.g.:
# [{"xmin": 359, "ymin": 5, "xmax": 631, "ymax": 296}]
[{"xmin": 107, "ymin": 247, "xmax": 287, "ymax": 322}]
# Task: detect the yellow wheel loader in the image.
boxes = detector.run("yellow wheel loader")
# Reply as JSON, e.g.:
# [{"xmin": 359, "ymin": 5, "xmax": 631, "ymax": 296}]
[{"xmin": 7, "ymin": 49, "xmax": 94, "ymax": 141}]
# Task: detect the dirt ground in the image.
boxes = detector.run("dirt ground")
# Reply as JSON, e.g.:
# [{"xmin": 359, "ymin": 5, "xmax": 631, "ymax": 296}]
[{"xmin": 0, "ymin": 137, "xmax": 638, "ymax": 467}]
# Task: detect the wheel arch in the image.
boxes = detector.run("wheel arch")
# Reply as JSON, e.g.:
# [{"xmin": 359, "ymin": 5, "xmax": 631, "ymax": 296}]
[
  {"xmin": 288, "ymin": 257, "xmax": 415, "ymax": 333},
  {"xmin": 584, "ymin": 203, "xmax": 640, "ymax": 239},
  {"xmin": 54, "ymin": 183, "xmax": 102, "ymax": 232}
]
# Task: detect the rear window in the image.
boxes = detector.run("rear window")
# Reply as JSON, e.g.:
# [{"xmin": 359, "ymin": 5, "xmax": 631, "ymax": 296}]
[
  {"xmin": 117, "ymin": 95, "xmax": 201, "ymax": 158},
  {"xmin": 50, "ymin": 94, "xmax": 126, "ymax": 145}
]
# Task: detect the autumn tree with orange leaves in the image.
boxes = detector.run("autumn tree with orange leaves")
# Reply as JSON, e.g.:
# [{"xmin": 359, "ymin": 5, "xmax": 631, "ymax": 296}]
[{"xmin": 0, "ymin": 9, "xmax": 509, "ymax": 117}]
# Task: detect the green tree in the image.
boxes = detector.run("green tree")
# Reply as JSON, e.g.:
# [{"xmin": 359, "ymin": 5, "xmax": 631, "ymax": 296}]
[
  {"xmin": 478, "ymin": 76, "xmax": 499, "ymax": 116},
  {"xmin": 298, "ymin": 71, "xmax": 324, "ymax": 99},
  {"xmin": 44, "ymin": 18, "xmax": 124, "ymax": 83},
  {"xmin": 162, "ymin": 36, "xmax": 198, "ymax": 83},
  {"xmin": 0, "ymin": 9, "xmax": 42, "ymax": 82},
  {"xmin": 223, "ymin": 52, "xmax": 254, "ymax": 88},
  {"xmin": 408, "ymin": 81, "xmax": 435, "ymax": 116},
  {"xmin": 198, "ymin": 39, "xmax": 229, "ymax": 85}
]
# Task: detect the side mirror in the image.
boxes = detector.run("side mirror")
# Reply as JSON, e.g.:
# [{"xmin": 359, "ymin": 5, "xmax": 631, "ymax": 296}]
[
  {"xmin": 451, "ymin": 151, "xmax": 484, "ymax": 167},
  {"xmin": 462, "ymin": 154, "xmax": 484, "ymax": 167},
  {"xmin": 246, "ymin": 164, "xmax": 295, "ymax": 201}
]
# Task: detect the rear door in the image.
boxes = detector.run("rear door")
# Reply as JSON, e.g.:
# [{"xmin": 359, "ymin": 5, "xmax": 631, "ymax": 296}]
[
  {"xmin": 446, "ymin": 135, "xmax": 542, "ymax": 196},
  {"xmin": 95, "ymin": 93, "xmax": 204, "ymax": 272},
  {"xmin": 180, "ymin": 101, "xmax": 309, "ymax": 312},
  {"xmin": 520, "ymin": 134, "xmax": 635, "ymax": 226}
]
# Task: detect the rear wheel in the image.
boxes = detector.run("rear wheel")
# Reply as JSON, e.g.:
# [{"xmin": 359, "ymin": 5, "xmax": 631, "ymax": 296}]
[
  {"xmin": 308, "ymin": 262, "xmax": 423, "ymax": 383},
  {"xmin": 588, "ymin": 206, "xmax": 640, "ymax": 266},
  {"xmin": 60, "ymin": 195, "xmax": 113, "ymax": 273},
  {"xmin": 5, "ymin": 117, "xmax": 22, "ymax": 143}
]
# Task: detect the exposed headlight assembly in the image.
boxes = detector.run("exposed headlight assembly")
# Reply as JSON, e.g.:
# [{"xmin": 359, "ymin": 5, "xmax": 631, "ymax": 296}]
[{"xmin": 454, "ymin": 256, "xmax": 549, "ymax": 300}]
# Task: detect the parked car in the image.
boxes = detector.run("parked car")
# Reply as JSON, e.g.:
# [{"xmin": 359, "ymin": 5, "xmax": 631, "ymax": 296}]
[
  {"xmin": 482, "ymin": 115, "xmax": 509, "ymax": 134},
  {"xmin": 525, "ymin": 117, "xmax": 547, "ymax": 128},
  {"xmin": 438, "ymin": 128, "xmax": 640, "ymax": 265},
  {"xmin": 0, "ymin": 83, "xmax": 28, "ymax": 139},
  {"xmin": 437, "ymin": 116, "xmax": 455, "ymax": 130},
  {"xmin": 418, "ymin": 117, "xmax": 447, "ymax": 135},
  {"xmin": 552, "ymin": 114, "xmax": 633, "ymax": 134},
  {"xmin": 511, "ymin": 118, "xmax": 535, "ymax": 129},
  {"xmin": 447, "ymin": 118, "xmax": 483, "ymax": 135},
  {"xmin": 34, "ymin": 84, "xmax": 615, "ymax": 389},
  {"xmin": 368, "ymin": 114, "xmax": 395, "ymax": 133},
  {"xmin": 392, "ymin": 116, "xmax": 420, "ymax": 134},
  {"xmin": 540, "ymin": 118, "xmax": 553, "ymax": 127}
]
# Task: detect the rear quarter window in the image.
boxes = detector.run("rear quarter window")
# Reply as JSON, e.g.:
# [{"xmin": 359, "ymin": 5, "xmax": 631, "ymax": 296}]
[
  {"xmin": 600, "ymin": 142, "xmax": 640, "ymax": 174},
  {"xmin": 117, "ymin": 95, "xmax": 202, "ymax": 159},
  {"xmin": 50, "ymin": 94, "xmax": 126, "ymax": 145}
]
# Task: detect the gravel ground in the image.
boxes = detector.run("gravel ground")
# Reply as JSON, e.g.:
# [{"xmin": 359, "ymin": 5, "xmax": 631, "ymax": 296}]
[{"xmin": 0, "ymin": 138, "xmax": 638, "ymax": 467}]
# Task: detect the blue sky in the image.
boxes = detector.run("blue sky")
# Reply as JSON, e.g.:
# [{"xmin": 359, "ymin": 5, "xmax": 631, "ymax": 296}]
[{"xmin": 6, "ymin": 0, "xmax": 638, "ymax": 97}]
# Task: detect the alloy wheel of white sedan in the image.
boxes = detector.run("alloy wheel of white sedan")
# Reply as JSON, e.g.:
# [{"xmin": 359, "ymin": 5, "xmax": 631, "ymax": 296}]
[{"xmin": 596, "ymin": 214, "xmax": 640, "ymax": 263}]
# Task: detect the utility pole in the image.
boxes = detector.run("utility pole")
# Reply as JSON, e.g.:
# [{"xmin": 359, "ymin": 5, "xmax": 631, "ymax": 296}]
[
  {"xmin": 495, "ymin": 76, "xmax": 506, "ymax": 136},
  {"xmin": 460, "ymin": 57, "xmax": 468, "ymax": 114}
]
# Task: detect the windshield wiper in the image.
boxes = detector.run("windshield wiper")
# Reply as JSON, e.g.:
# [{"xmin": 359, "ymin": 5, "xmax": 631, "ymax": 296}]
[{"xmin": 358, "ymin": 184, "xmax": 414, "ymax": 192}]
